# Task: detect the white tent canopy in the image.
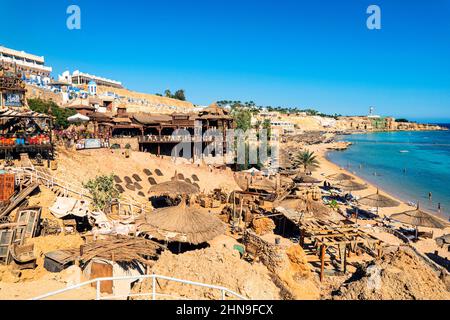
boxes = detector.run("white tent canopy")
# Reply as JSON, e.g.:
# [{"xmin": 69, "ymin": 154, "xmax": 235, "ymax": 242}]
[
  {"xmin": 243, "ymin": 167, "xmax": 261, "ymax": 174},
  {"xmin": 68, "ymin": 113, "xmax": 90, "ymax": 123}
]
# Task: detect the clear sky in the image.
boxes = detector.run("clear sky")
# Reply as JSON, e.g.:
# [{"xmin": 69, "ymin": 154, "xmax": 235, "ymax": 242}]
[{"xmin": 1, "ymin": 0, "xmax": 449, "ymax": 122}]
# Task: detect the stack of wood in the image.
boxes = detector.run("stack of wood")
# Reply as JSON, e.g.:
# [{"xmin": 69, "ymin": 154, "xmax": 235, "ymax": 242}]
[{"xmin": 79, "ymin": 236, "xmax": 164, "ymax": 266}]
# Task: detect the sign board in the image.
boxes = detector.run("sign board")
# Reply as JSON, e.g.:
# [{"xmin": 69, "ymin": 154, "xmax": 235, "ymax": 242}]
[
  {"xmin": 84, "ymin": 139, "xmax": 102, "ymax": 149},
  {"xmin": 5, "ymin": 93, "xmax": 22, "ymax": 107}
]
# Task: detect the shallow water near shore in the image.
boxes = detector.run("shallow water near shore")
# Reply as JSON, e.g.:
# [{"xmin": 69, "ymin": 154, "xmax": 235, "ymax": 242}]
[{"xmin": 327, "ymin": 126, "xmax": 450, "ymax": 221}]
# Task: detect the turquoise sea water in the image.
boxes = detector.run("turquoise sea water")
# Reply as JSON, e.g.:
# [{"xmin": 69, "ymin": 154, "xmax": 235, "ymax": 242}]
[{"xmin": 327, "ymin": 125, "xmax": 450, "ymax": 220}]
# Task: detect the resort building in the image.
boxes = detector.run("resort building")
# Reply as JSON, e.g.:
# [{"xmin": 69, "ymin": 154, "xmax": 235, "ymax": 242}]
[
  {"xmin": 61, "ymin": 70, "xmax": 123, "ymax": 89},
  {"xmin": 0, "ymin": 46, "xmax": 52, "ymax": 85}
]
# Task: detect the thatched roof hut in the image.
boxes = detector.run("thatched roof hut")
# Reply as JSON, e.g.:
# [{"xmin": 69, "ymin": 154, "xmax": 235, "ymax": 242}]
[
  {"xmin": 199, "ymin": 102, "xmax": 230, "ymax": 117},
  {"xmin": 136, "ymin": 204, "xmax": 225, "ymax": 244},
  {"xmin": 132, "ymin": 113, "xmax": 172, "ymax": 125}
]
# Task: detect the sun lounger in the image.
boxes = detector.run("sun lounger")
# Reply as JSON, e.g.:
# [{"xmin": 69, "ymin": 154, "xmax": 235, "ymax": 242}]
[
  {"xmin": 138, "ymin": 191, "xmax": 145, "ymax": 197},
  {"xmin": 132, "ymin": 174, "xmax": 142, "ymax": 182},
  {"xmin": 125, "ymin": 184, "xmax": 136, "ymax": 191},
  {"xmin": 143, "ymin": 169, "xmax": 152, "ymax": 176},
  {"xmin": 115, "ymin": 185, "xmax": 125, "ymax": 193},
  {"xmin": 177, "ymin": 173, "xmax": 185, "ymax": 180},
  {"xmin": 185, "ymin": 178, "xmax": 192, "ymax": 184},
  {"xmin": 134, "ymin": 182, "xmax": 143, "ymax": 190},
  {"xmin": 124, "ymin": 176, "xmax": 133, "ymax": 184},
  {"xmin": 155, "ymin": 169, "xmax": 163, "ymax": 177},
  {"xmin": 192, "ymin": 174, "xmax": 200, "ymax": 182},
  {"xmin": 148, "ymin": 177, "xmax": 157, "ymax": 185},
  {"xmin": 113, "ymin": 176, "xmax": 122, "ymax": 184}
]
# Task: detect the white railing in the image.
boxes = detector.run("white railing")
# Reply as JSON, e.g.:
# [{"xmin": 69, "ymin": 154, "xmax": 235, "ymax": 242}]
[
  {"xmin": 31, "ymin": 274, "xmax": 247, "ymax": 301},
  {"xmin": 8, "ymin": 167, "xmax": 151, "ymax": 217}
]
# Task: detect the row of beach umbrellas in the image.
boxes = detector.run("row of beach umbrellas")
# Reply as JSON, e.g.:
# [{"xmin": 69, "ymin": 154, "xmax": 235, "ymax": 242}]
[{"xmin": 326, "ymin": 171, "xmax": 448, "ymax": 230}]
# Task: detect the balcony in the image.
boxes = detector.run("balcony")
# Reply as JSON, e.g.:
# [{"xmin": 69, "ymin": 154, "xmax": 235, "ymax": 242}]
[{"xmin": 138, "ymin": 135, "xmax": 220, "ymax": 143}]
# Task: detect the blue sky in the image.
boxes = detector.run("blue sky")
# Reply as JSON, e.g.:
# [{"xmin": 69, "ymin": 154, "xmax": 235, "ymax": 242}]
[{"xmin": 1, "ymin": 0, "xmax": 450, "ymax": 122}]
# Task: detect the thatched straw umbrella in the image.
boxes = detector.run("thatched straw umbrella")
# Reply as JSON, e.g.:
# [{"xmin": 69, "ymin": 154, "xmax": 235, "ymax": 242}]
[
  {"xmin": 294, "ymin": 174, "xmax": 322, "ymax": 185},
  {"xmin": 326, "ymin": 173, "xmax": 354, "ymax": 182},
  {"xmin": 278, "ymin": 197, "xmax": 332, "ymax": 221},
  {"xmin": 148, "ymin": 180, "xmax": 200, "ymax": 197},
  {"xmin": 390, "ymin": 205, "xmax": 449, "ymax": 234},
  {"xmin": 336, "ymin": 180, "xmax": 368, "ymax": 192},
  {"xmin": 136, "ymin": 204, "xmax": 225, "ymax": 245},
  {"xmin": 358, "ymin": 189, "xmax": 400, "ymax": 216}
]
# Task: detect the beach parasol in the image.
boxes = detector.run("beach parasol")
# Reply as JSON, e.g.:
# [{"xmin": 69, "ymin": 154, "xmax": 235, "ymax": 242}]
[
  {"xmin": 277, "ymin": 197, "xmax": 333, "ymax": 221},
  {"xmin": 390, "ymin": 205, "xmax": 449, "ymax": 229},
  {"xmin": 358, "ymin": 189, "xmax": 400, "ymax": 216},
  {"xmin": 326, "ymin": 173, "xmax": 354, "ymax": 182},
  {"xmin": 136, "ymin": 204, "xmax": 225, "ymax": 245},
  {"xmin": 294, "ymin": 174, "xmax": 322, "ymax": 184},
  {"xmin": 358, "ymin": 189, "xmax": 399, "ymax": 208},
  {"xmin": 67, "ymin": 113, "xmax": 90, "ymax": 123},
  {"xmin": 243, "ymin": 167, "xmax": 261, "ymax": 175},
  {"xmin": 148, "ymin": 180, "xmax": 200, "ymax": 197},
  {"xmin": 336, "ymin": 180, "xmax": 368, "ymax": 192}
]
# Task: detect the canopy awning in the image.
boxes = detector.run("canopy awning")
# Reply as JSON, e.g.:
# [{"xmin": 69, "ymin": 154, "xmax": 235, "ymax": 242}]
[
  {"xmin": 68, "ymin": 113, "xmax": 90, "ymax": 123},
  {"xmin": 0, "ymin": 108, "xmax": 53, "ymax": 120}
]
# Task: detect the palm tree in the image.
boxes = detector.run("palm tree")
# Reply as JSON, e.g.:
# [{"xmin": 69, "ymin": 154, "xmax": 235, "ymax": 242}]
[{"xmin": 297, "ymin": 150, "xmax": 319, "ymax": 172}]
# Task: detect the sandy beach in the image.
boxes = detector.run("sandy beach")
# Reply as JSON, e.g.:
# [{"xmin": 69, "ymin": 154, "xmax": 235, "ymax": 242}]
[{"xmin": 303, "ymin": 140, "xmax": 450, "ymax": 261}]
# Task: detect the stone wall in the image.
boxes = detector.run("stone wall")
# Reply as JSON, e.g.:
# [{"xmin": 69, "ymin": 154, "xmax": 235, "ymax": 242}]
[
  {"xmin": 243, "ymin": 231, "xmax": 286, "ymax": 272},
  {"xmin": 26, "ymin": 84, "xmax": 63, "ymax": 105},
  {"xmin": 109, "ymin": 137, "xmax": 139, "ymax": 151}
]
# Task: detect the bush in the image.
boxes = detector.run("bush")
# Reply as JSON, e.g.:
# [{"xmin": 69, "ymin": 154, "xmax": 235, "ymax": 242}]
[
  {"xmin": 83, "ymin": 174, "xmax": 120, "ymax": 210},
  {"xmin": 27, "ymin": 98, "xmax": 76, "ymax": 129}
]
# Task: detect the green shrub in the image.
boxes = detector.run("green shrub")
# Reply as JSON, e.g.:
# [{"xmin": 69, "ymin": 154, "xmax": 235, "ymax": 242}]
[
  {"xmin": 27, "ymin": 98, "xmax": 76, "ymax": 129},
  {"xmin": 83, "ymin": 174, "xmax": 120, "ymax": 210}
]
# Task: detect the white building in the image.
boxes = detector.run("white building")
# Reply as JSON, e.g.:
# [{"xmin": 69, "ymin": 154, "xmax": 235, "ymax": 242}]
[
  {"xmin": 0, "ymin": 45, "xmax": 52, "ymax": 84},
  {"xmin": 59, "ymin": 70, "xmax": 123, "ymax": 88}
]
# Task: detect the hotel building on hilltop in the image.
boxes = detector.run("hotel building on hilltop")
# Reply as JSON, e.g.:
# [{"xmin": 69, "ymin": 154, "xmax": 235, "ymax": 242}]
[
  {"xmin": 0, "ymin": 46, "xmax": 52, "ymax": 84},
  {"xmin": 59, "ymin": 70, "xmax": 123, "ymax": 89}
]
